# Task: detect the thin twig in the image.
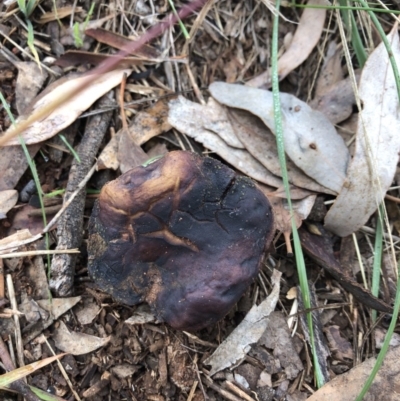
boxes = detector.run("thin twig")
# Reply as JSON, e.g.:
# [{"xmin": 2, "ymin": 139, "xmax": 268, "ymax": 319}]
[
  {"xmin": 6, "ymin": 275, "xmax": 24, "ymax": 370},
  {"xmin": 0, "ymin": 249, "xmax": 79, "ymax": 259},
  {"xmin": 42, "ymin": 163, "xmax": 98, "ymax": 234}
]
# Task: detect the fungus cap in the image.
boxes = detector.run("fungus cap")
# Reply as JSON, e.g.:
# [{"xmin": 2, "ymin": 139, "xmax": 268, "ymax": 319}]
[{"xmin": 88, "ymin": 151, "xmax": 274, "ymax": 331}]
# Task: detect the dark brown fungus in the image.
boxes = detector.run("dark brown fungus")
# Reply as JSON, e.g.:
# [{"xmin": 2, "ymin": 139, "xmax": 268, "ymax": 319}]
[{"xmin": 87, "ymin": 151, "xmax": 274, "ymax": 331}]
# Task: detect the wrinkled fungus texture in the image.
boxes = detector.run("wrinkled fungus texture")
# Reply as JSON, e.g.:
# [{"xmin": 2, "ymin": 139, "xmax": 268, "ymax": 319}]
[{"xmin": 88, "ymin": 151, "xmax": 274, "ymax": 331}]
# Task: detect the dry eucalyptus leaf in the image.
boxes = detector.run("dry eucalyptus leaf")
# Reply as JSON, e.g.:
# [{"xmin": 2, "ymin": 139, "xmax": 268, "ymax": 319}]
[
  {"xmin": 259, "ymin": 312, "xmax": 304, "ymax": 380},
  {"xmin": 74, "ymin": 297, "xmax": 101, "ymax": 325},
  {"xmin": 311, "ymin": 74, "xmax": 358, "ymax": 125},
  {"xmin": 228, "ymin": 109, "xmax": 334, "ymax": 194},
  {"xmin": 314, "ymin": 41, "xmax": 344, "ymax": 98},
  {"xmin": 325, "ymin": 28, "xmax": 400, "ymax": 236},
  {"xmin": 306, "ymin": 346, "xmax": 400, "ymax": 401},
  {"xmin": 374, "ymin": 328, "xmax": 400, "ymax": 349},
  {"xmin": 0, "ymin": 229, "xmax": 42, "ymax": 255},
  {"xmin": 3, "ymin": 69, "xmax": 131, "ymax": 146},
  {"xmin": 247, "ymin": 0, "xmax": 326, "ymax": 88},
  {"xmin": 0, "ymin": 190, "xmax": 18, "ymax": 219},
  {"xmin": 209, "ymin": 82, "xmax": 349, "ymax": 193},
  {"xmin": 268, "ymin": 195, "xmax": 316, "ymax": 235},
  {"xmin": 203, "ymin": 270, "xmax": 281, "ymax": 376},
  {"xmin": 117, "ymin": 129, "xmax": 148, "ymax": 173},
  {"xmin": 0, "ymin": 145, "xmax": 40, "ymax": 191},
  {"xmin": 97, "ymin": 132, "xmax": 120, "ymax": 170},
  {"xmin": 26, "ymin": 256, "xmax": 49, "ymax": 300},
  {"xmin": 15, "ymin": 62, "xmax": 48, "ymax": 114},
  {"xmin": 128, "ymin": 98, "xmax": 173, "ymax": 145},
  {"xmin": 53, "ymin": 321, "xmax": 110, "ymax": 355},
  {"xmin": 37, "ymin": 297, "xmax": 81, "ymax": 320},
  {"xmin": 168, "ymin": 96, "xmax": 283, "ymax": 188}
]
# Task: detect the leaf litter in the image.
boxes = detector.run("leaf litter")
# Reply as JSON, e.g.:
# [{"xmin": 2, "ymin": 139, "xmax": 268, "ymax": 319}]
[
  {"xmin": 209, "ymin": 82, "xmax": 350, "ymax": 193},
  {"xmin": 1, "ymin": 1, "xmax": 400, "ymax": 400},
  {"xmin": 2, "ymin": 68, "xmax": 131, "ymax": 146},
  {"xmin": 325, "ymin": 27, "xmax": 400, "ymax": 236}
]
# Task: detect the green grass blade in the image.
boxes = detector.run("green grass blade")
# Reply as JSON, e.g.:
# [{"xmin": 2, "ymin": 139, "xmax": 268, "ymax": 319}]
[
  {"xmin": 26, "ymin": 19, "xmax": 41, "ymax": 69},
  {"xmin": 271, "ymin": 0, "xmax": 325, "ymax": 388},
  {"xmin": 338, "ymin": 0, "xmax": 367, "ymax": 66},
  {"xmin": 16, "ymin": 0, "xmax": 27, "ymax": 16},
  {"xmin": 289, "ymin": 2, "xmax": 400, "ymax": 15},
  {"xmin": 29, "ymin": 385, "xmax": 69, "ymax": 401},
  {"xmin": 59, "ymin": 134, "xmax": 81, "ymax": 163},
  {"xmin": 355, "ymin": 258, "xmax": 400, "ymax": 401},
  {"xmin": 168, "ymin": 0, "xmax": 190, "ymax": 39},
  {"xmin": 371, "ymin": 204, "xmax": 383, "ymax": 322}
]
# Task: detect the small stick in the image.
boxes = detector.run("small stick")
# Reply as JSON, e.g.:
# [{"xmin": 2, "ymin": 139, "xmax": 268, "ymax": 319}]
[
  {"xmin": 223, "ymin": 381, "xmax": 256, "ymax": 401},
  {"xmin": 186, "ymin": 380, "xmax": 198, "ymax": 401},
  {"xmin": 0, "ymin": 259, "xmax": 4, "ymax": 298},
  {"xmin": 202, "ymin": 375, "xmax": 243, "ymax": 401},
  {"xmin": 50, "ymin": 94, "xmax": 114, "ymax": 296},
  {"xmin": 42, "ymin": 163, "xmax": 98, "ymax": 234},
  {"xmin": 43, "ymin": 335, "xmax": 82, "ymax": 401},
  {"xmin": 0, "ymin": 249, "xmax": 79, "ymax": 259},
  {"xmin": 6, "ymin": 275, "xmax": 24, "ymax": 371}
]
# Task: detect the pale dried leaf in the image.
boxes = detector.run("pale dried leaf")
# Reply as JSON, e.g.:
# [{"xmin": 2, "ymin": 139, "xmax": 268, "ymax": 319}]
[
  {"xmin": 97, "ymin": 132, "xmax": 120, "ymax": 170},
  {"xmin": 325, "ymin": 29, "xmax": 400, "ymax": 236},
  {"xmin": 38, "ymin": 297, "xmax": 81, "ymax": 320},
  {"xmin": 3, "ymin": 69, "xmax": 131, "ymax": 146},
  {"xmin": 53, "ymin": 321, "xmax": 110, "ymax": 355},
  {"xmin": 0, "ymin": 229, "xmax": 42, "ymax": 255},
  {"xmin": 276, "ymin": 0, "xmax": 326, "ymax": 81},
  {"xmin": 19, "ymin": 298, "xmax": 49, "ymax": 323},
  {"xmin": 314, "ymin": 42, "xmax": 344, "ymax": 98},
  {"xmin": 74, "ymin": 298, "xmax": 101, "ymax": 325},
  {"xmin": 268, "ymin": 195, "xmax": 316, "ymax": 235},
  {"xmin": 168, "ymin": 96, "xmax": 283, "ymax": 188},
  {"xmin": 311, "ymin": 75, "xmax": 358, "ymax": 125},
  {"xmin": 129, "ymin": 98, "xmax": 173, "ymax": 145},
  {"xmin": 247, "ymin": 0, "xmax": 326, "ymax": 88},
  {"xmin": 210, "ymin": 82, "xmax": 349, "ymax": 193},
  {"xmin": 168, "ymin": 96, "xmax": 243, "ymax": 148},
  {"xmin": 0, "ymin": 145, "xmax": 40, "ymax": 191},
  {"xmin": 0, "ymin": 190, "xmax": 18, "ymax": 219},
  {"xmin": 125, "ymin": 305, "xmax": 157, "ymax": 325},
  {"xmin": 374, "ymin": 328, "xmax": 400, "ymax": 349},
  {"xmin": 26, "ymin": 256, "xmax": 49, "ymax": 299},
  {"xmin": 306, "ymin": 346, "xmax": 400, "ymax": 401},
  {"xmin": 259, "ymin": 312, "xmax": 304, "ymax": 380},
  {"xmin": 118, "ymin": 129, "xmax": 148, "ymax": 173},
  {"xmin": 15, "ymin": 62, "xmax": 48, "ymax": 114},
  {"xmin": 229, "ymin": 109, "xmax": 333, "ymax": 194},
  {"xmin": 203, "ymin": 270, "xmax": 281, "ymax": 376}
]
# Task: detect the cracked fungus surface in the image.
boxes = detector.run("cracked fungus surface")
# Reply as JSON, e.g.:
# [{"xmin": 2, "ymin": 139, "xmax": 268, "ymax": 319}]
[{"xmin": 88, "ymin": 151, "xmax": 274, "ymax": 331}]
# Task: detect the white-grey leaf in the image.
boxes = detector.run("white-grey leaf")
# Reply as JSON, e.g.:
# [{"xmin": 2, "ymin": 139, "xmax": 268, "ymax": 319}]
[
  {"xmin": 3, "ymin": 69, "xmax": 131, "ymax": 146},
  {"xmin": 209, "ymin": 82, "xmax": 350, "ymax": 193},
  {"xmin": 53, "ymin": 321, "xmax": 110, "ymax": 355},
  {"xmin": 204, "ymin": 270, "xmax": 281, "ymax": 376},
  {"xmin": 168, "ymin": 96, "xmax": 283, "ymax": 188},
  {"xmin": 325, "ymin": 28, "xmax": 400, "ymax": 236}
]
